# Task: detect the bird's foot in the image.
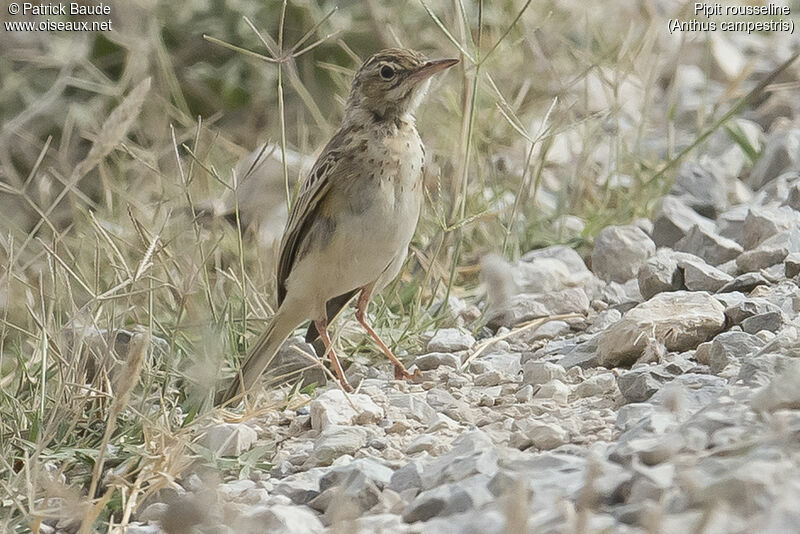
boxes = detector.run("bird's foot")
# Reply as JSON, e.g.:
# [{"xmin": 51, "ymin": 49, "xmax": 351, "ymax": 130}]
[
  {"xmin": 338, "ymin": 376, "xmax": 354, "ymax": 392},
  {"xmin": 393, "ymin": 364, "xmax": 422, "ymax": 381}
]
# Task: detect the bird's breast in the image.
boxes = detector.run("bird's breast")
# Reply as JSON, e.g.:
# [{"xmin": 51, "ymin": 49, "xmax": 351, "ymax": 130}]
[{"xmin": 378, "ymin": 124, "xmax": 424, "ymax": 194}]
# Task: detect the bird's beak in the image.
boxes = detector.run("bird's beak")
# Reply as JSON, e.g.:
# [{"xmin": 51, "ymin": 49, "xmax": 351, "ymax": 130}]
[{"xmin": 409, "ymin": 58, "xmax": 459, "ymax": 83}]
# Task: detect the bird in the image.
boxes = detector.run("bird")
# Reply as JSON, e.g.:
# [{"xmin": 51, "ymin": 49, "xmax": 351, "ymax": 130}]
[{"xmin": 217, "ymin": 48, "xmax": 458, "ymax": 405}]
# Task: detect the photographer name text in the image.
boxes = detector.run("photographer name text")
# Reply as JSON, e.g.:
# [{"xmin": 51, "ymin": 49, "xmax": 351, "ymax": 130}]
[{"xmin": 5, "ymin": 2, "xmax": 113, "ymax": 33}]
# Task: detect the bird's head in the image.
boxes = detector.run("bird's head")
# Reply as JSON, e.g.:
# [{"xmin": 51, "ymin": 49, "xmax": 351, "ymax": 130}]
[{"xmin": 345, "ymin": 48, "xmax": 458, "ymax": 123}]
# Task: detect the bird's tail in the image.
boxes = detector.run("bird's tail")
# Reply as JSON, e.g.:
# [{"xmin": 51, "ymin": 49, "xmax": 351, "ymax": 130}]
[{"xmin": 216, "ymin": 304, "xmax": 303, "ymax": 406}]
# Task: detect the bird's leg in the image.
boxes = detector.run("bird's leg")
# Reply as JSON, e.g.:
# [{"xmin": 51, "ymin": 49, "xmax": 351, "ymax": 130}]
[
  {"xmin": 356, "ymin": 284, "xmax": 419, "ymax": 380},
  {"xmin": 314, "ymin": 317, "xmax": 353, "ymax": 392}
]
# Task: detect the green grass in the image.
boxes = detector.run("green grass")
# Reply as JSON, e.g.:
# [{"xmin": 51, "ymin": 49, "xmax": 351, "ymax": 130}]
[{"xmin": 0, "ymin": 0, "xmax": 789, "ymax": 530}]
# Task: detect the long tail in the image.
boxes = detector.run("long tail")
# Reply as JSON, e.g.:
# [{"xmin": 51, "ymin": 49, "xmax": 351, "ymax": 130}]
[{"xmin": 216, "ymin": 304, "xmax": 303, "ymax": 406}]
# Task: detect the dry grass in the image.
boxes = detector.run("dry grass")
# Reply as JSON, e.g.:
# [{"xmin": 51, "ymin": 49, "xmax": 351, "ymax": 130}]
[{"xmin": 0, "ymin": 0, "xmax": 792, "ymax": 530}]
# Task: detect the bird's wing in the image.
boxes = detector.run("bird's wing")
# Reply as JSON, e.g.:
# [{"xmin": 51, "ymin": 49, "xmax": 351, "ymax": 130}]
[{"xmin": 276, "ymin": 129, "xmax": 354, "ymax": 305}]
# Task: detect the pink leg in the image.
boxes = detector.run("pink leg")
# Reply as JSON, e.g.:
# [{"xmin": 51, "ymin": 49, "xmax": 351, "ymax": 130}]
[
  {"xmin": 356, "ymin": 284, "xmax": 419, "ymax": 380},
  {"xmin": 314, "ymin": 318, "xmax": 353, "ymax": 392}
]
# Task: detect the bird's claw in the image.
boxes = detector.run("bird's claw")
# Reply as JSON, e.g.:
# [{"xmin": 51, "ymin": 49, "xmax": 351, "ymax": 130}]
[{"xmin": 394, "ymin": 365, "xmax": 422, "ymax": 381}]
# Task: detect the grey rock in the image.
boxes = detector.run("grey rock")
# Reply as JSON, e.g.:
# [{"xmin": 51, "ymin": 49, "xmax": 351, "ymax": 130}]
[
  {"xmin": 304, "ymin": 426, "xmax": 369, "ymax": 467},
  {"xmin": 785, "ymin": 252, "xmax": 800, "ymax": 278},
  {"xmin": 631, "ymin": 432, "xmax": 685, "ymax": 465},
  {"xmin": 748, "ymin": 128, "xmax": 800, "ymax": 189},
  {"xmin": 598, "ymin": 291, "xmax": 725, "ymax": 366},
  {"xmin": 533, "ymin": 379, "xmax": 570, "ymax": 403},
  {"xmin": 310, "ymin": 389, "xmax": 383, "ymax": 431},
  {"xmin": 425, "ymin": 388, "xmax": 458, "ymax": 411},
  {"xmin": 695, "ymin": 340, "xmax": 712, "ymax": 365},
  {"xmin": 406, "ymin": 434, "xmax": 438, "ymax": 454},
  {"xmin": 752, "ymin": 361, "xmax": 800, "ymax": 411},
  {"xmin": 313, "ymin": 471, "xmax": 383, "ymax": 521},
  {"xmin": 737, "ymin": 248, "xmax": 791, "ymax": 273},
  {"xmin": 420, "ymin": 509, "xmax": 511, "ymax": 534},
  {"xmin": 615, "ymin": 403, "xmax": 656, "ymax": 432},
  {"xmin": 413, "ymin": 352, "xmax": 461, "ymax": 371},
  {"xmin": 737, "ymin": 227, "xmax": 800, "ymax": 272},
  {"xmin": 319, "ymin": 458, "xmax": 393, "ymax": 492},
  {"xmin": 708, "ymin": 331, "xmax": 766, "ymax": 372},
  {"xmin": 119, "ymin": 525, "xmax": 160, "ymax": 534},
  {"xmin": 269, "ymin": 336, "xmax": 328, "ymax": 387},
  {"xmin": 681, "ymin": 258, "xmax": 733, "ymax": 292},
  {"xmin": 272, "ymin": 469, "xmax": 326, "ymax": 504},
  {"xmin": 558, "ymin": 335, "xmax": 601, "ymax": 369},
  {"xmin": 522, "ymin": 319, "xmax": 571, "ymax": 341},
  {"xmin": 636, "ymin": 250, "xmax": 687, "ymax": 299},
  {"xmin": 202, "ymin": 423, "xmax": 258, "ymax": 456},
  {"xmin": 485, "ymin": 287, "xmax": 589, "ymax": 329},
  {"xmin": 787, "ymin": 180, "xmax": 800, "ymax": 210},
  {"xmin": 675, "ymin": 224, "xmax": 743, "ymax": 266},
  {"xmin": 671, "ymin": 162, "xmax": 728, "ymax": 218},
  {"xmin": 724, "ymin": 297, "xmax": 782, "ymax": 325},
  {"xmin": 738, "ymin": 353, "xmax": 796, "ymax": 387},
  {"xmin": 478, "ymin": 352, "xmax": 522, "ymax": 376},
  {"xmin": 418, "ymin": 431, "xmax": 497, "ymax": 489},
  {"xmin": 473, "ymin": 370, "xmax": 505, "ymax": 387},
  {"xmin": 742, "ymin": 311, "xmax": 784, "ymax": 334},
  {"xmin": 368, "ymin": 438, "xmax": 387, "ymax": 450},
  {"xmin": 522, "ymin": 361, "xmax": 567, "ymax": 386},
  {"xmin": 716, "ymin": 259, "xmax": 739, "ymax": 276},
  {"xmin": 592, "ymin": 225, "xmax": 656, "ymax": 283},
  {"xmin": 755, "ymin": 171, "xmax": 800, "ymax": 208},
  {"xmin": 648, "ymin": 373, "xmax": 728, "ymax": 415},
  {"xmin": 402, "ymin": 475, "xmax": 493, "ymax": 523},
  {"xmin": 752, "ymin": 280, "xmax": 800, "ymax": 311},
  {"xmin": 532, "ymin": 336, "xmax": 582, "ymax": 360},
  {"xmin": 573, "ymin": 372, "xmax": 617, "ymax": 398},
  {"xmin": 517, "ymin": 419, "xmax": 570, "ymax": 450},
  {"xmin": 741, "ymin": 205, "xmax": 800, "ymax": 250},
  {"xmin": 390, "ymin": 460, "xmax": 424, "ymax": 493},
  {"xmin": 388, "ymin": 392, "xmax": 437, "ymax": 424},
  {"xmin": 719, "ymin": 271, "xmax": 769, "ymax": 293},
  {"xmin": 427, "ymin": 328, "xmax": 476, "ymax": 352},
  {"xmin": 600, "ymin": 279, "xmax": 644, "ymax": 306},
  {"xmin": 351, "ymin": 514, "xmax": 408, "ymax": 533},
  {"xmin": 219, "ymin": 479, "xmax": 257, "ymax": 500},
  {"xmin": 515, "ymin": 384, "xmax": 534, "ymax": 402},
  {"xmin": 521, "ymin": 245, "xmax": 590, "ymax": 275},
  {"xmin": 714, "ymin": 291, "xmax": 747, "ymax": 310},
  {"xmin": 238, "ymin": 504, "xmax": 324, "ymax": 534},
  {"xmin": 617, "ymin": 366, "xmax": 677, "ymax": 403},
  {"xmin": 587, "ymin": 308, "xmax": 623, "ymax": 333},
  {"xmin": 510, "ymin": 258, "xmax": 584, "ymax": 294},
  {"xmin": 138, "ymin": 503, "xmax": 168, "ymax": 523},
  {"xmin": 717, "ymin": 204, "xmax": 751, "ymax": 240},
  {"xmin": 652, "ymin": 196, "xmax": 715, "ymax": 248}
]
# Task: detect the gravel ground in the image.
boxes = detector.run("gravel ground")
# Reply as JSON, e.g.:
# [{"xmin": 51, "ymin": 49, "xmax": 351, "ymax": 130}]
[{"xmin": 101, "ymin": 126, "xmax": 800, "ymax": 534}]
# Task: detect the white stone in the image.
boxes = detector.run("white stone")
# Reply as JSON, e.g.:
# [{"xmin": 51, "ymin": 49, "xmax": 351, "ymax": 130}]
[
  {"xmin": 405, "ymin": 434, "xmax": 438, "ymax": 454},
  {"xmin": 304, "ymin": 426, "xmax": 369, "ymax": 467},
  {"xmin": 310, "ymin": 389, "xmax": 383, "ymax": 431},
  {"xmin": 427, "ymin": 328, "xmax": 476, "ymax": 352},
  {"xmin": 525, "ymin": 421, "xmax": 569, "ymax": 450},
  {"xmin": 238, "ymin": 503, "xmax": 324, "ymax": 534},
  {"xmin": 598, "ymin": 291, "xmax": 725, "ymax": 367},
  {"xmin": 202, "ymin": 423, "xmax": 258, "ymax": 456},
  {"xmin": 534, "ymin": 379, "xmax": 570, "ymax": 403}
]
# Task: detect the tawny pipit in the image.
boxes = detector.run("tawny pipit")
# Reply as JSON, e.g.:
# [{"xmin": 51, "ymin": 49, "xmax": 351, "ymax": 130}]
[{"xmin": 218, "ymin": 49, "xmax": 458, "ymax": 404}]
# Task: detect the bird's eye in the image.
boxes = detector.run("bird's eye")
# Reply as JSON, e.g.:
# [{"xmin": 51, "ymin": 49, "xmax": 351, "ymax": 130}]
[{"xmin": 380, "ymin": 65, "xmax": 395, "ymax": 79}]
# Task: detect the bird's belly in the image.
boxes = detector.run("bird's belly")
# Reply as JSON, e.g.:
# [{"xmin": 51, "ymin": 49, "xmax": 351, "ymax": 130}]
[
  {"xmin": 285, "ymin": 126, "xmax": 424, "ymax": 310},
  {"xmin": 292, "ymin": 170, "xmax": 420, "ymax": 306},
  {"xmin": 329, "ymin": 170, "xmax": 421, "ymax": 288}
]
